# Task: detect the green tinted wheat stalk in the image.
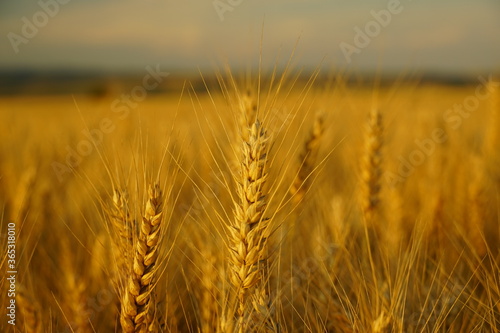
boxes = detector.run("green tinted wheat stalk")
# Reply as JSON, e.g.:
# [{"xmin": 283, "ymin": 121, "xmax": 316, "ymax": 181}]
[
  {"xmin": 228, "ymin": 120, "xmax": 274, "ymax": 332},
  {"xmin": 120, "ymin": 183, "xmax": 163, "ymax": 333}
]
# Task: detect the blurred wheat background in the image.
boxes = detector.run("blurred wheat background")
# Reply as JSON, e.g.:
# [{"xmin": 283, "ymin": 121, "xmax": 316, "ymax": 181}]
[{"xmin": 1, "ymin": 69, "xmax": 499, "ymax": 332}]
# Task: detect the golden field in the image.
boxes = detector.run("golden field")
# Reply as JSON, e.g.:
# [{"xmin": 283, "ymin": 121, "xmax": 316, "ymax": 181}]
[{"xmin": 1, "ymin": 73, "xmax": 499, "ymax": 332}]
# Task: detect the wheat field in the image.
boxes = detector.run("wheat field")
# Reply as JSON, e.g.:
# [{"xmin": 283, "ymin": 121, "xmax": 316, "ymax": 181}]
[{"xmin": 1, "ymin": 71, "xmax": 499, "ymax": 332}]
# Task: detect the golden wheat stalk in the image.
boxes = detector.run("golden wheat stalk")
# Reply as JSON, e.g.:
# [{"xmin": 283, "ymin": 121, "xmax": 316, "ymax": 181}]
[
  {"xmin": 290, "ymin": 112, "xmax": 324, "ymax": 205},
  {"xmin": 228, "ymin": 120, "xmax": 274, "ymax": 332},
  {"xmin": 120, "ymin": 183, "xmax": 163, "ymax": 333},
  {"xmin": 361, "ymin": 108, "xmax": 383, "ymax": 228}
]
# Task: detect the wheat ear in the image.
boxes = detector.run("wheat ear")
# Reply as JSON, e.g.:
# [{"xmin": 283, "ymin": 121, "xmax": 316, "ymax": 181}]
[
  {"xmin": 361, "ymin": 108, "xmax": 383, "ymax": 228},
  {"xmin": 290, "ymin": 112, "xmax": 324, "ymax": 204},
  {"xmin": 120, "ymin": 183, "xmax": 163, "ymax": 333},
  {"xmin": 109, "ymin": 188, "xmax": 133, "ymax": 275},
  {"xmin": 228, "ymin": 120, "xmax": 273, "ymax": 332}
]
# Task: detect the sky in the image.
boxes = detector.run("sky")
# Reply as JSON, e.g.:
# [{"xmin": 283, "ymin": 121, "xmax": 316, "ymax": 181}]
[{"xmin": 0, "ymin": 0, "xmax": 499, "ymax": 75}]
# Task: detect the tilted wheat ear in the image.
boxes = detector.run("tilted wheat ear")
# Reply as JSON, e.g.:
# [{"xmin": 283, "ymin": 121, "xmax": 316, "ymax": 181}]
[{"xmin": 120, "ymin": 183, "xmax": 163, "ymax": 333}]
